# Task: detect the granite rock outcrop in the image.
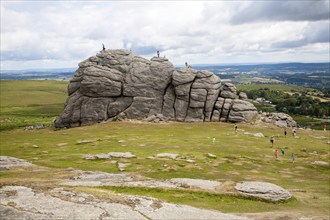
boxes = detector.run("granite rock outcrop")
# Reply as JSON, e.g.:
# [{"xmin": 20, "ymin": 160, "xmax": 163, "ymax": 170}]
[{"xmin": 55, "ymin": 50, "xmax": 257, "ymax": 128}]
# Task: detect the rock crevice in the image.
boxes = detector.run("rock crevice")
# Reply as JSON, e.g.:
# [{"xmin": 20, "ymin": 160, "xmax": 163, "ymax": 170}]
[{"xmin": 55, "ymin": 50, "xmax": 258, "ymax": 128}]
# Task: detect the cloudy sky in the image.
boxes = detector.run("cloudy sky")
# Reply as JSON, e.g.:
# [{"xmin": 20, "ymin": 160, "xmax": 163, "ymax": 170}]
[{"xmin": 1, "ymin": 0, "xmax": 329, "ymax": 70}]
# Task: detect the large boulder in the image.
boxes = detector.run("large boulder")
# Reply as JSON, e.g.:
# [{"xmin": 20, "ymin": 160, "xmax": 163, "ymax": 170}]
[
  {"xmin": 235, "ymin": 181, "xmax": 292, "ymax": 202},
  {"xmin": 55, "ymin": 50, "xmax": 258, "ymax": 128}
]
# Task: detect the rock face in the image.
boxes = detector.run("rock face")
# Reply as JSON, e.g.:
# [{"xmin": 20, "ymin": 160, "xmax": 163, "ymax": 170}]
[
  {"xmin": 55, "ymin": 49, "xmax": 257, "ymax": 128},
  {"xmin": 260, "ymin": 112, "xmax": 296, "ymax": 128},
  {"xmin": 0, "ymin": 185, "xmax": 248, "ymax": 220}
]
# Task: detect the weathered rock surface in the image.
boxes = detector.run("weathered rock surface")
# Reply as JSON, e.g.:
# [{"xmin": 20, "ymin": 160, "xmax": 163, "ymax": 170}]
[
  {"xmin": 311, "ymin": 161, "xmax": 329, "ymax": 166},
  {"xmin": 235, "ymin": 181, "xmax": 292, "ymax": 201},
  {"xmin": 63, "ymin": 171, "xmax": 222, "ymax": 192},
  {"xmin": 260, "ymin": 112, "xmax": 296, "ymax": 128},
  {"xmin": 0, "ymin": 156, "xmax": 35, "ymax": 169},
  {"xmin": 0, "ymin": 185, "xmax": 247, "ymax": 220},
  {"xmin": 55, "ymin": 49, "xmax": 258, "ymax": 128},
  {"xmin": 84, "ymin": 152, "xmax": 136, "ymax": 160}
]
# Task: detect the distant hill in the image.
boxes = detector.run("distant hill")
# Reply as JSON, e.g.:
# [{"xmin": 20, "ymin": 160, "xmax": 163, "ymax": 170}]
[{"xmin": 1, "ymin": 63, "xmax": 329, "ymax": 88}]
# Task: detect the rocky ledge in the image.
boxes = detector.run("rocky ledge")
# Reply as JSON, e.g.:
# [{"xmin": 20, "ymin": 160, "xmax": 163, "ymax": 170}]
[{"xmin": 55, "ymin": 49, "xmax": 257, "ymax": 128}]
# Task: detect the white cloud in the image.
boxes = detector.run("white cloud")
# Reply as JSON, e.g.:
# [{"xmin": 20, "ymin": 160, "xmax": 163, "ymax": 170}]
[{"xmin": 0, "ymin": 0, "xmax": 329, "ymax": 70}]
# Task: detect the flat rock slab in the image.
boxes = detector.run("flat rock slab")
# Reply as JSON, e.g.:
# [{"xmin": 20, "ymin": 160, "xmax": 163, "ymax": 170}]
[
  {"xmin": 155, "ymin": 153, "xmax": 179, "ymax": 159},
  {"xmin": 235, "ymin": 181, "xmax": 291, "ymax": 201},
  {"xmin": 311, "ymin": 161, "xmax": 329, "ymax": 166},
  {"xmin": 63, "ymin": 171, "xmax": 222, "ymax": 192},
  {"xmin": 0, "ymin": 185, "xmax": 248, "ymax": 220},
  {"xmin": 84, "ymin": 152, "xmax": 136, "ymax": 160},
  {"xmin": 0, "ymin": 156, "xmax": 35, "ymax": 169},
  {"xmin": 169, "ymin": 178, "xmax": 222, "ymax": 191}
]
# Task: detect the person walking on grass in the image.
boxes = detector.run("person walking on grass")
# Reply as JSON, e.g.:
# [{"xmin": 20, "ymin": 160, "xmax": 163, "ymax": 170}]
[
  {"xmin": 274, "ymin": 149, "xmax": 279, "ymax": 160},
  {"xmin": 270, "ymin": 136, "xmax": 275, "ymax": 147},
  {"xmin": 234, "ymin": 124, "xmax": 238, "ymax": 134},
  {"xmin": 212, "ymin": 137, "xmax": 216, "ymax": 144},
  {"xmin": 281, "ymin": 149, "xmax": 285, "ymax": 155},
  {"xmin": 324, "ymin": 123, "xmax": 327, "ymax": 132},
  {"xmin": 291, "ymin": 153, "xmax": 295, "ymax": 163},
  {"xmin": 292, "ymin": 127, "xmax": 296, "ymax": 137},
  {"xmin": 284, "ymin": 127, "xmax": 287, "ymax": 137}
]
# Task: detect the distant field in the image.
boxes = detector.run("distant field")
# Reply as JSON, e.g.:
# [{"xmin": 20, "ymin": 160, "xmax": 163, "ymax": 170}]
[
  {"xmin": 0, "ymin": 80, "xmax": 68, "ymax": 130},
  {"xmin": 236, "ymin": 84, "xmax": 315, "ymax": 93}
]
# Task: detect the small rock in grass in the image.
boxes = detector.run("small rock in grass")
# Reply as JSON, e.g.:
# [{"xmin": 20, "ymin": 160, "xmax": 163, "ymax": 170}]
[
  {"xmin": 76, "ymin": 140, "xmax": 95, "ymax": 144},
  {"xmin": 311, "ymin": 161, "xmax": 329, "ymax": 166},
  {"xmin": 118, "ymin": 163, "xmax": 129, "ymax": 171},
  {"xmin": 108, "ymin": 152, "xmax": 136, "ymax": 158},
  {"xmin": 207, "ymin": 153, "xmax": 217, "ymax": 159},
  {"xmin": 156, "ymin": 153, "xmax": 179, "ymax": 160}
]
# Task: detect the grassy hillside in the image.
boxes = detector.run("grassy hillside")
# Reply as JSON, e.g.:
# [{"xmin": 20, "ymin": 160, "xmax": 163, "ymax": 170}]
[
  {"xmin": 0, "ymin": 80, "xmax": 68, "ymax": 130},
  {"xmin": 0, "ymin": 80, "xmax": 329, "ymax": 217}
]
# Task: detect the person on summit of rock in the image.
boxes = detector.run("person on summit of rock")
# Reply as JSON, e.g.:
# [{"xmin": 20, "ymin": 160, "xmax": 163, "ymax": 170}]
[
  {"xmin": 157, "ymin": 51, "xmax": 160, "ymax": 57},
  {"xmin": 185, "ymin": 62, "xmax": 188, "ymax": 67},
  {"xmin": 102, "ymin": 43, "xmax": 105, "ymax": 51}
]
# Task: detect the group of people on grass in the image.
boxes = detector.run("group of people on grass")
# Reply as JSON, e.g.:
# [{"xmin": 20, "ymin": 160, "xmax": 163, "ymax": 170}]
[{"xmin": 270, "ymin": 126, "xmax": 297, "ymax": 163}]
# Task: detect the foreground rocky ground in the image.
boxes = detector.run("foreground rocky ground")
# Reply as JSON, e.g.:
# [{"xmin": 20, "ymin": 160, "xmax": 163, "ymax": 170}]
[{"xmin": 1, "ymin": 156, "xmax": 322, "ymax": 220}]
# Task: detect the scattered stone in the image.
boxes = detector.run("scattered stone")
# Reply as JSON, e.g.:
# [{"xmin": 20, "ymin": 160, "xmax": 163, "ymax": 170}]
[
  {"xmin": 311, "ymin": 161, "xmax": 329, "ymax": 166},
  {"xmin": 108, "ymin": 152, "xmax": 136, "ymax": 158},
  {"xmin": 207, "ymin": 153, "xmax": 217, "ymax": 159},
  {"xmin": 156, "ymin": 153, "xmax": 179, "ymax": 160},
  {"xmin": 118, "ymin": 140, "xmax": 126, "ymax": 143},
  {"xmin": 118, "ymin": 163, "xmax": 130, "ymax": 171},
  {"xmin": 244, "ymin": 132, "xmax": 265, "ymax": 137},
  {"xmin": 83, "ymin": 152, "xmax": 136, "ymax": 160},
  {"xmin": 235, "ymin": 181, "xmax": 292, "ymax": 201},
  {"xmin": 0, "ymin": 156, "xmax": 35, "ymax": 169},
  {"xmin": 186, "ymin": 159, "xmax": 195, "ymax": 163},
  {"xmin": 301, "ymin": 148, "xmax": 307, "ymax": 152},
  {"xmin": 147, "ymin": 156, "xmax": 155, "ymax": 159},
  {"xmin": 76, "ymin": 140, "xmax": 95, "ymax": 144},
  {"xmin": 83, "ymin": 154, "xmax": 95, "ymax": 160},
  {"xmin": 94, "ymin": 153, "xmax": 109, "ymax": 159},
  {"xmin": 32, "ymin": 145, "xmax": 39, "ymax": 148},
  {"xmin": 24, "ymin": 124, "xmax": 46, "ymax": 130}
]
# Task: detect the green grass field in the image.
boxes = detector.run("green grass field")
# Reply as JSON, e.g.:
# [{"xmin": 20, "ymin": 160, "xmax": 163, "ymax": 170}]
[
  {"xmin": 0, "ymin": 80, "xmax": 68, "ymax": 130},
  {"xmin": 0, "ymin": 80, "xmax": 329, "ymax": 217}
]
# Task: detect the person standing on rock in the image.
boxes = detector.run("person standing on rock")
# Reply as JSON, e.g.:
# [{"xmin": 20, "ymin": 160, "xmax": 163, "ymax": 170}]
[
  {"xmin": 185, "ymin": 62, "xmax": 188, "ymax": 67},
  {"xmin": 157, "ymin": 51, "xmax": 160, "ymax": 57},
  {"xmin": 102, "ymin": 43, "xmax": 105, "ymax": 51},
  {"xmin": 270, "ymin": 136, "xmax": 275, "ymax": 147}
]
